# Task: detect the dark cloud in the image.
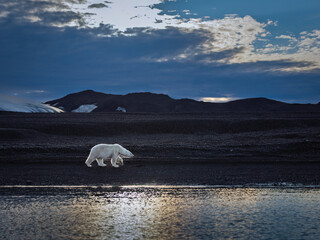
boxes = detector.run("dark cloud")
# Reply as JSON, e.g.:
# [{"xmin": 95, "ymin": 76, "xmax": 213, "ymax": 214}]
[
  {"xmin": 190, "ymin": 47, "xmax": 246, "ymax": 63},
  {"xmin": 101, "ymin": 27, "xmax": 209, "ymax": 61},
  {"xmin": 0, "ymin": 0, "xmax": 88, "ymax": 26},
  {"xmin": 88, "ymin": 3, "xmax": 108, "ymax": 9},
  {"xmin": 0, "ymin": 0, "xmax": 68, "ymax": 16},
  {"xmin": 38, "ymin": 11, "xmax": 84, "ymax": 25},
  {"xmin": 227, "ymin": 60, "xmax": 317, "ymax": 73}
]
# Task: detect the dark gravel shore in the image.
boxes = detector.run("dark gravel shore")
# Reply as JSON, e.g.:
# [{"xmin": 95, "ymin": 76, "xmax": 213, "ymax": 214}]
[
  {"xmin": 1, "ymin": 161, "xmax": 320, "ymax": 186},
  {"xmin": 1, "ymin": 112, "xmax": 320, "ymax": 186}
]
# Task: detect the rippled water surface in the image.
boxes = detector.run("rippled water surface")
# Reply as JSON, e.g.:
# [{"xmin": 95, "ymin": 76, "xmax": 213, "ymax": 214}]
[{"xmin": 1, "ymin": 186, "xmax": 320, "ymax": 240}]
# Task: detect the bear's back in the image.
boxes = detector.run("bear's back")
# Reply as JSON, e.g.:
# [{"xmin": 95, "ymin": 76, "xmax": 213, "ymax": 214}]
[{"xmin": 91, "ymin": 144, "xmax": 115, "ymax": 158}]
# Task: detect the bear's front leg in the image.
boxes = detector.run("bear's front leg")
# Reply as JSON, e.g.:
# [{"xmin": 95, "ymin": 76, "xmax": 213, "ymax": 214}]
[
  {"xmin": 111, "ymin": 157, "xmax": 119, "ymax": 168},
  {"xmin": 117, "ymin": 156, "xmax": 124, "ymax": 166},
  {"xmin": 97, "ymin": 159, "xmax": 107, "ymax": 167}
]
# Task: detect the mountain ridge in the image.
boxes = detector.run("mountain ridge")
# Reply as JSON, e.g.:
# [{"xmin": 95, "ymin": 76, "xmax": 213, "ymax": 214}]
[{"xmin": 46, "ymin": 90, "xmax": 320, "ymax": 113}]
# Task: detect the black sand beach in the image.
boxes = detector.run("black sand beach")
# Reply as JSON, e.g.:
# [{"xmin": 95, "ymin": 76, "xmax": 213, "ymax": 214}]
[
  {"xmin": 1, "ymin": 162, "xmax": 320, "ymax": 186},
  {"xmin": 1, "ymin": 112, "xmax": 320, "ymax": 185}
]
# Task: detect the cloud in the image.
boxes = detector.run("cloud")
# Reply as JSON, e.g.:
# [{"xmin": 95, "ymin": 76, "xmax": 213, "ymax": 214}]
[
  {"xmin": 0, "ymin": 19, "xmax": 319, "ymax": 103},
  {"xmin": 6, "ymin": 88, "xmax": 47, "ymax": 99},
  {"xmin": 250, "ymin": 30, "xmax": 320, "ymax": 72},
  {"xmin": 275, "ymin": 34, "xmax": 297, "ymax": 41},
  {"xmin": 0, "ymin": 0, "xmax": 319, "ymax": 74},
  {"xmin": 0, "ymin": 0, "xmax": 86, "ymax": 27},
  {"xmin": 25, "ymin": 90, "xmax": 46, "ymax": 94},
  {"xmin": 0, "ymin": 10, "xmax": 9, "ymax": 18},
  {"xmin": 88, "ymin": 3, "xmax": 108, "ymax": 9},
  {"xmin": 37, "ymin": 11, "xmax": 84, "ymax": 27}
]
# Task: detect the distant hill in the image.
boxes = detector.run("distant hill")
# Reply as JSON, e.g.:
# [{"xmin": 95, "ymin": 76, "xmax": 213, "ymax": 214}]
[{"xmin": 46, "ymin": 90, "xmax": 320, "ymax": 113}]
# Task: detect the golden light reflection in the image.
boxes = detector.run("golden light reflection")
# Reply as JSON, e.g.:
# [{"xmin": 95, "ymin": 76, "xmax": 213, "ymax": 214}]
[
  {"xmin": 73, "ymin": 187, "xmax": 265, "ymax": 239},
  {"xmin": 2, "ymin": 186, "xmax": 320, "ymax": 239}
]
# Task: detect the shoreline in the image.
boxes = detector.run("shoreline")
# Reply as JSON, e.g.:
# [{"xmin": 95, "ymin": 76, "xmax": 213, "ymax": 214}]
[
  {"xmin": 2, "ymin": 156, "xmax": 320, "ymax": 164},
  {"xmin": 1, "ymin": 161, "xmax": 320, "ymax": 186}
]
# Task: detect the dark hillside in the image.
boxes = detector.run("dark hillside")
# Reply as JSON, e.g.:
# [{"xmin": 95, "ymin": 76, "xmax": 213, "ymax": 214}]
[{"xmin": 46, "ymin": 90, "xmax": 320, "ymax": 113}]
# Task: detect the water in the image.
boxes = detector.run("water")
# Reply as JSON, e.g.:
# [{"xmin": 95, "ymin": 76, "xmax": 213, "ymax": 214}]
[{"xmin": 0, "ymin": 186, "xmax": 320, "ymax": 240}]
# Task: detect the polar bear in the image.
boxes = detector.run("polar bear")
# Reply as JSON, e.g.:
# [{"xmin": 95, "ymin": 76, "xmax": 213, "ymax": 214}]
[{"xmin": 85, "ymin": 144, "xmax": 134, "ymax": 168}]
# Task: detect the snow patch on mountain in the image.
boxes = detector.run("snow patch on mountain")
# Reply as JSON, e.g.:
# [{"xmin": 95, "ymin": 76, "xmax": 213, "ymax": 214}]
[
  {"xmin": 0, "ymin": 94, "xmax": 63, "ymax": 113},
  {"xmin": 72, "ymin": 104, "xmax": 98, "ymax": 113},
  {"xmin": 116, "ymin": 106, "xmax": 126, "ymax": 112}
]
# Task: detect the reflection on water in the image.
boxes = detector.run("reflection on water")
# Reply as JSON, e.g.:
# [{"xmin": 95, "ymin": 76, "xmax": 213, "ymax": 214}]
[{"xmin": 1, "ymin": 186, "xmax": 320, "ymax": 240}]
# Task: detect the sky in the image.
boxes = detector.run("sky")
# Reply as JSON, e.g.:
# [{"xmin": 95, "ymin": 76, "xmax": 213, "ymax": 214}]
[{"xmin": 0, "ymin": 0, "xmax": 319, "ymax": 103}]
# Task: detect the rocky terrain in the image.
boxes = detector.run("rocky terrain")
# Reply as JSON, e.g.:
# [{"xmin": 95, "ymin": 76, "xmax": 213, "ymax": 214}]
[
  {"xmin": 1, "ymin": 111, "xmax": 320, "ymax": 162},
  {"xmin": 0, "ymin": 111, "xmax": 319, "ymax": 185}
]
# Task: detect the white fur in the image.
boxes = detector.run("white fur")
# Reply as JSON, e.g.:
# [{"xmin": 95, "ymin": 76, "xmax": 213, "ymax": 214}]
[{"xmin": 85, "ymin": 144, "xmax": 134, "ymax": 168}]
